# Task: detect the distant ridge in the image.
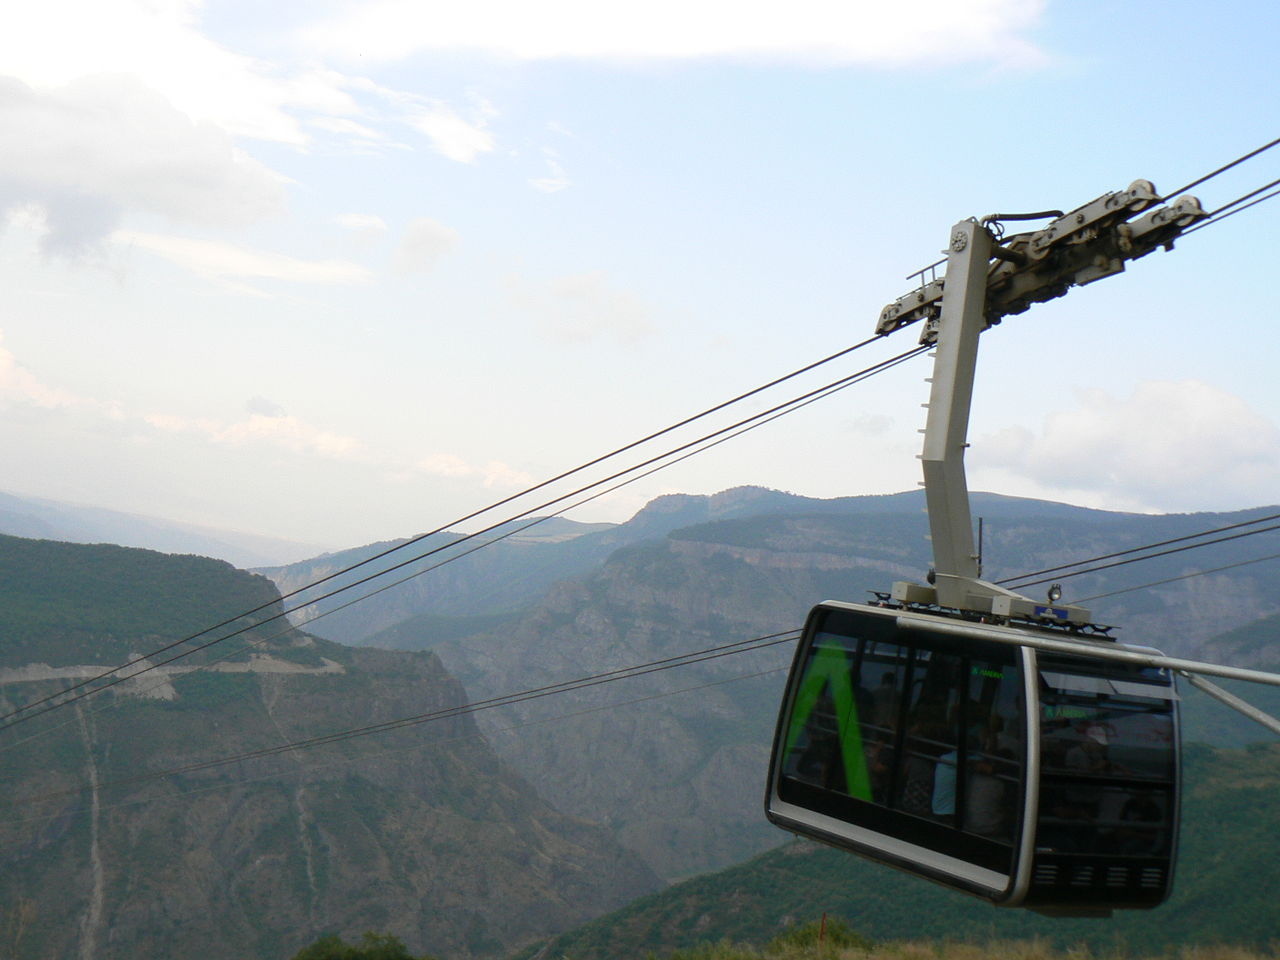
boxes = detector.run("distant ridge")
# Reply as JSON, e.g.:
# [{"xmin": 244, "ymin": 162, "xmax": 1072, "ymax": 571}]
[{"xmin": 0, "ymin": 490, "xmax": 326, "ymax": 567}]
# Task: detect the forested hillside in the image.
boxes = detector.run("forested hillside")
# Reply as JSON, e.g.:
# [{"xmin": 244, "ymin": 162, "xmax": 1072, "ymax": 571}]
[
  {"xmin": 531, "ymin": 743, "xmax": 1280, "ymax": 960},
  {"xmin": 316, "ymin": 489, "xmax": 1280, "ymax": 881},
  {"xmin": 0, "ymin": 535, "xmax": 657, "ymax": 960},
  {"xmin": 8, "ymin": 484, "xmax": 1278, "ymax": 960},
  {"xmin": 258, "ymin": 489, "xmax": 1280, "ymax": 883}
]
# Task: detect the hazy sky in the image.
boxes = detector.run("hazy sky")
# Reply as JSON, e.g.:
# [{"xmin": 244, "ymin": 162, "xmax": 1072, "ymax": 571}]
[{"xmin": 2, "ymin": 0, "xmax": 1278, "ymax": 550}]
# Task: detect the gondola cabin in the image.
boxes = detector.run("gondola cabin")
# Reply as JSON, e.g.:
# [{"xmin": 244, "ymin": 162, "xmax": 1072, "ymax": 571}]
[{"xmin": 765, "ymin": 601, "xmax": 1180, "ymax": 915}]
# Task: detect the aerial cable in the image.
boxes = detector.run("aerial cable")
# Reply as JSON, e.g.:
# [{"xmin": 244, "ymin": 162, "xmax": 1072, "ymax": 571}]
[
  {"xmin": 0, "ymin": 346, "xmax": 928, "ymax": 757},
  {"xmin": 1002, "ymin": 521, "xmax": 1280, "ymax": 590},
  {"xmin": 0, "ymin": 346, "xmax": 1254, "ymax": 743},
  {"xmin": 0, "ymin": 343, "xmax": 926, "ymax": 732},
  {"xmin": 0, "ymin": 662, "xmax": 790, "ymax": 827},
  {"xmin": 11, "ymin": 507, "xmax": 1280, "ymax": 812},
  {"xmin": 4, "ymin": 632, "xmax": 798, "ymax": 809},
  {"xmin": 178, "ymin": 344, "xmax": 923, "ymax": 680},
  {"xmin": 1205, "ymin": 174, "xmax": 1280, "ymax": 218},
  {"xmin": 24, "ymin": 496, "xmax": 1280, "ymax": 808},
  {"xmin": 21, "ymin": 143, "xmax": 1280, "ymax": 722},
  {"xmin": 1159, "ymin": 134, "xmax": 1280, "ymax": 200},
  {"xmin": 1181, "ymin": 179, "xmax": 1280, "ymax": 237},
  {"xmin": 0, "ymin": 335, "xmax": 896, "ymax": 726},
  {"xmin": 9, "ymin": 502, "xmax": 1280, "ymax": 803},
  {"xmin": 0, "ymin": 345, "xmax": 921, "ymax": 727},
  {"xmin": 15, "ymin": 142, "xmax": 1280, "ymax": 805},
  {"xmin": 1075, "ymin": 551, "xmax": 1280, "ymax": 604},
  {"xmin": 996, "ymin": 511, "xmax": 1280, "ymax": 585}
]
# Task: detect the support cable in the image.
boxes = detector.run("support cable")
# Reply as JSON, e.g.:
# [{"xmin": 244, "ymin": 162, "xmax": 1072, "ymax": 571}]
[
  {"xmin": 996, "ymin": 512, "xmax": 1280, "ymax": 585},
  {"xmin": 0, "ymin": 346, "xmax": 924, "ymax": 758},
  {"xmin": 0, "ymin": 345, "xmax": 928, "ymax": 734},
  {"xmin": 1075, "ymin": 552, "xmax": 1280, "ymax": 604},
  {"xmin": 1002, "ymin": 522, "xmax": 1280, "ymax": 591},
  {"xmin": 10, "ymin": 502, "xmax": 1280, "ymax": 807},
  {"xmin": 13, "ymin": 144, "xmax": 1280, "ymax": 807},
  {"xmin": 1181, "ymin": 181, "xmax": 1280, "ymax": 237},
  {"xmin": 17, "ymin": 140, "xmax": 1280, "ymax": 727},
  {"xmin": 0, "ymin": 334, "xmax": 885, "ymax": 725},
  {"xmin": 0, "ymin": 665, "xmax": 790, "ymax": 828},
  {"xmin": 7, "ymin": 631, "xmax": 798, "ymax": 809},
  {"xmin": 1160, "ymin": 135, "xmax": 1280, "ymax": 200}
]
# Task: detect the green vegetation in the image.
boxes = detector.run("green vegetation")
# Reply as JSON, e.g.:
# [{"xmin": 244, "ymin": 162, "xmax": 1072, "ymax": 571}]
[
  {"xmin": 291, "ymin": 932, "xmax": 438, "ymax": 960},
  {"xmin": 362, "ymin": 609, "xmax": 526, "ymax": 651},
  {"xmin": 0, "ymin": 533, "xmax": 300, "ymax": 666},
  {"xmin": 535, "ymin": 742, "xmax": 1280, "ymax": 960},
  {"xmin": 638, "ymin": 938, "xmax": 1280, "ymax": 960},
  {"xmin": 764, "ymin": 918, "xmax": 874, "ymax": 954}
]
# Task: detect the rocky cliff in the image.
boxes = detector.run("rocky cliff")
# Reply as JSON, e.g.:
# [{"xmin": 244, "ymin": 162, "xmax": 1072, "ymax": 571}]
[
  {"xmin": 0, "ymin": 535, "xmax": 658, "ymax": 960},
  {"xmin": 402, "ymin": 491, "xmax": 1280, "ymax": 879}
]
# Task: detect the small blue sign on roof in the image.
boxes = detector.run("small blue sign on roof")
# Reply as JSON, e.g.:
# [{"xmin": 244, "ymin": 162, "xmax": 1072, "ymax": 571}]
[{"xmin": 1034, "ymin": 605, "xmax": 1070, "ymax": 620}]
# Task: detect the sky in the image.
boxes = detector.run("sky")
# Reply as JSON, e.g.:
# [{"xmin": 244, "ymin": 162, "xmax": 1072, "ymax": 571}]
[{"xmin": 2, "ymin": 0, "xmax": 1278, "ymax": 554}]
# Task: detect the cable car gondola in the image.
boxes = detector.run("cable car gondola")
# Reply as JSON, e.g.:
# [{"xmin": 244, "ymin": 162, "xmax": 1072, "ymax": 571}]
[
  {"xmin": 760, "ymin": 206, "xmax": 1217, "ymax": 915},
  {"xmin": 765, "ymin": 601, "xmax": 1179, "ymax": 915},
  {"xmin": 764, "ymin": 202, "xmax": 1280, "ymax": 913}
]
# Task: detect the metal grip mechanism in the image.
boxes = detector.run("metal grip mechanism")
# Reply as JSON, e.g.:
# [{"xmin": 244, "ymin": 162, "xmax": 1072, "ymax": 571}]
[{"xmin": 876, "ymin": 182, "xmax": 1209, "ymax": 624}]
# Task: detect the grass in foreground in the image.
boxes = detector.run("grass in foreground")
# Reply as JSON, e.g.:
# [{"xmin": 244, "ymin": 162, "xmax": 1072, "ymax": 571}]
[{"xmin": 653, "ymin": 921, "xmax": 1280, "ymax": 960}]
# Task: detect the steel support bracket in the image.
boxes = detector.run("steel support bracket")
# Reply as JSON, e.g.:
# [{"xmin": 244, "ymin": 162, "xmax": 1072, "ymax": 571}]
[{"xmin": 877, "ymin": 180, "xmax": 1209, "ymax": 623}]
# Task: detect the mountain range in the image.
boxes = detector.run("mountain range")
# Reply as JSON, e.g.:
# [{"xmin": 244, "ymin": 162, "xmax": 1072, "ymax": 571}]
[
  {"xmin": 5, "ymin": 485, "xmax": 1280, "ymax": 959},
  {"xmin": 260, "ymin": 487, "xmax": 1280, "ymax": 881}
]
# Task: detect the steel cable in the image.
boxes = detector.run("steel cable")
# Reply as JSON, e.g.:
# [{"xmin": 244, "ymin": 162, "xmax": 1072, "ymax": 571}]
[{"xmin": 0, "ymin": 345, "xmax": 927, "ymax": 733}]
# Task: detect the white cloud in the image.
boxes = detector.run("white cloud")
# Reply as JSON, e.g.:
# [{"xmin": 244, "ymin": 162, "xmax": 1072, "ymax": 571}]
[
  {"xmin": 415, "ymin": 453, "xmax": 475, "ymax": 478},
  {"xmin": 310, "ymin": 116, "xmax": 386, "ymax": 142},
  {"xmin": 115, "ymin": 230, "xmax": 374, "ymax": 285},
  {"xmin": 2, "ymin": 0, "xmax": 356, "ymax": 145},
  {"xmin": 0, "ymin": 330, "xmax": 83, "ymax": 409},
  {"xmin": 405, "ymin": 453, "xmax": 533, "ymax": 489},
  {"xmin": 146, "ymin": 407, "xmax": 535, "ymax": 486},
  {"xmin": 334, "ymin": 213, "xmax": 389, "ymax": 251},
  {"xmin": 335, "ymin": 213, "xmax": 388, "ymax": 233},
  {"xmin": 404, "ymin": 100, "xmax": 495, "ymax": 163},
  {"xmin": 335, "ymin": 75, "xmax": 498, "ymax": 163},
  {"xmin": 0, "ymin": 75, "xmax": 286, "ymax": 255},
  {"xmin": 1, "ymin": 325, "xmax": 534, "ymax": 506},
  {"xmin": 393, "ymin": 218, "xmax": 459, "ymax": 274},
  {"xmin": 480, "ymin": 460, "xmax": 535, "ymax": 489},
  {"xmin": 334, "ymin": 213, "xmax": 390, "ymax": 250},
  {"xmin": 0, "ymin": 2, "xmax": 497, "ymax": 260},
  {"xmin": 529, "ymin": 147, "xmax": 571, "ymax": 193},
  {"xmin": 146, "ymin": 411, "xmax": 367, "ymax": 461},
  {"xmin": 303, "ymin": 0, "xmax": 1047, "ymax": 67},
  {"xmin": 509, "ymin": 271, "xmax": 655, "ymax": 344},
  {"xmin": 216, "ymin": 415, "xmax": 364, "ymax": 459},
  {"xmin": 972, "ymin": 380, "xmax": 1280, "ymax": 512}
]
